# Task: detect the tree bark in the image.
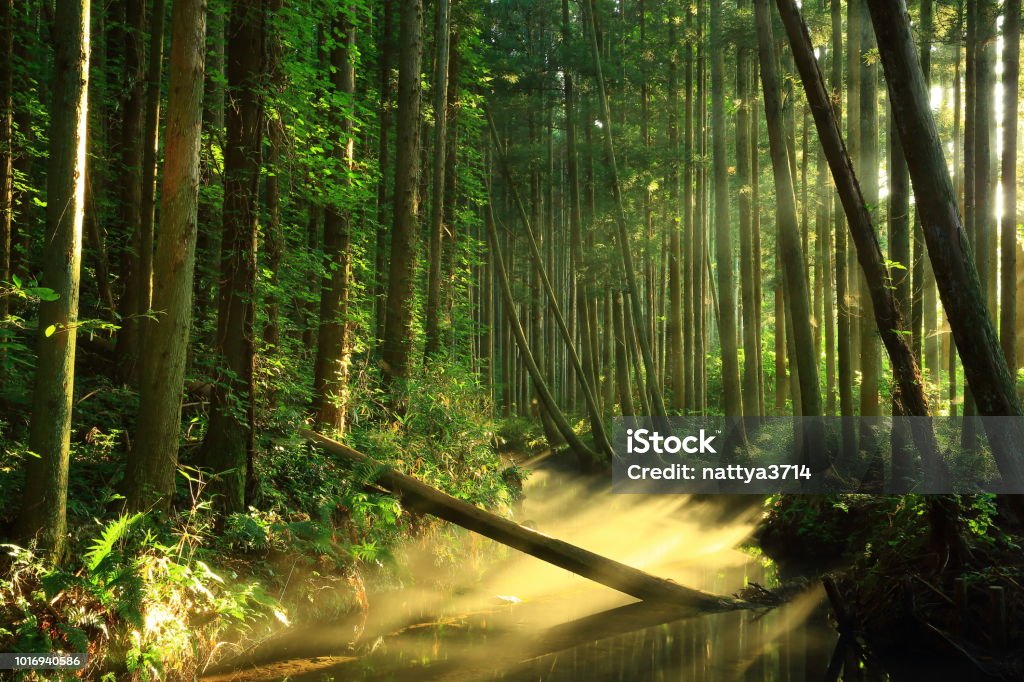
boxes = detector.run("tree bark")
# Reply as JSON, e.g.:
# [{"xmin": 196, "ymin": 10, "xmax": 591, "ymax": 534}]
[
  {"xmin": 737, "ymin": 0, "xmax": 759, "ymax": 417},
  {"xmin": 112, "ymin": 0, "xmax": 147, "ymax": 383},
  {"xmin": 201, "ymin": 0, "xmax": 265, "ymax": 512},
  {"xmin": 667, "ymin": 6, "xmax": 685, "ymax": 412},
  {"xmin": 373, "ymin": 0, "xmax": 395, "ymax": 344},
  {"xmin": 381, "ymin": 0, "xmax": 422, "ymax": 394},
  {"xmin": 712, "ymin": 0, "xmax": 743, "ymax": 418},
  {"xmin": 17, "ymin": 0, "xmax": 89, "ymax": 558},
  {"xmin": 0, "ymin": 0, "xmax": 10, "ymax": 322},
  {"xmin": 423, "ymin": 0, "xmax": 450, "ymax": 358},
  {"xmin": 1001, "ymin": 0, "xmax": 1020, "ymax": 375},
  {"xmin": 756, "ymin": 0, "xmax": 822, "ymax": 424},
  {"xmin": 312, "ymin": 10, "xmax": 356, "ymax": 433},
  {"xmin": 127, "ymin": 0, "xmax": 206, "ymax": 512}
]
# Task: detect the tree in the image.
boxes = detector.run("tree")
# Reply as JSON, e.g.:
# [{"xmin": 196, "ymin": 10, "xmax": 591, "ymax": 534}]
[
  {"xmin": 0, "ymin": 0, "xmax": 11, "ymax": 324},
  {"xmin": 126, "ymin": 0, "xmax": 207, "ymax": 512},
  {"xmin": 200, "ymin": 0, "xmax": 265, "ymax": 512},
  {"xmin": 1001, "ymin": 0, "xmax": 1020, "ymax": 373},
  {"xmin": 112, "ymin": 0, "xmax": 147, "ymax": 383},
  {"xmin": 424, "ymin": 0, "xmax": 450, "ymax": 358},
  {"xmin": 755, "ymin": 0, "xmax": 823, "ymax": 451},
  {"xmin": 17, "ymin": 0, "xmax": 90, "ymax": 557},
  {"xmin": 381, "ymin": 0, "xmax": 422, "ymax": 396},
  {"xmin": 312, "ymin": 9, "xmax": 356, "ymax": 432},
  {"xmin": 712, "ymin": 0, "xmax": 743, "ymax": 418}
]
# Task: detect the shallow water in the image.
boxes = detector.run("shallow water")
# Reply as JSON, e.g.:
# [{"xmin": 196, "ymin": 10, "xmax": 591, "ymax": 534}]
[{"xmin": 208, "ymin": 453, "xmax": 843, "ymax": 681}]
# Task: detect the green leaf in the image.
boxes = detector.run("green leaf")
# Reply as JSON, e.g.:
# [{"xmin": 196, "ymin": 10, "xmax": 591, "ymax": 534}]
[
  {"xmin": 27, "ymin": 287, "xmax": 60, "ymax": 301},
  {"xmin": 44, "ymin": 324, "xmax": 57, "ymax": 337}
]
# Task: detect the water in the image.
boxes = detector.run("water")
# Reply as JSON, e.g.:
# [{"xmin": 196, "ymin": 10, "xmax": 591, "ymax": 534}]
[{"xmin": 205, "ymin": 452, "xmax": 842, "ymax": 681}]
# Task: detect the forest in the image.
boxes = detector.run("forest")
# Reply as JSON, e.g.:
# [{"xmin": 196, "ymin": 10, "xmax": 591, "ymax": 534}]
[{"xmin": 3, "ymin": 0, "xmax": 1024, "ymax": 679}]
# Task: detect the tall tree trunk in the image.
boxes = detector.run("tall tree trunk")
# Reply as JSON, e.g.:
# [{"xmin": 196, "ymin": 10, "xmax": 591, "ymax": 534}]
[
  {"xmin": 868, "ymin": 0, "xmax": 1024, "ymax": 488},
  {"xmin": 423, "ymin": 0, "xmax": 450, "ymax": 358},
  {"xmin": 911, "ymin": 0, "xmax": 934, "ymax": 368},
  {"xmin": 113, "ymin": 0, "xmax": 146, "ymax": 383},
  {"xmin": 580, "ymin": 0, "xmax": 666, "ymax": 418},
  {"xmin": 975, "ymin": 0, "xmax": 997, "ymax": 317},
  {"xmin": 858, "ymin": 0, "xmax": 880, "ymax": 418},
  {"xmin": 17, "ymin": 0, "xmax": 89, "ymax": 558},
  {"xmin": 612, "ymin": 290, "xmax": 634, "ymax": 415},
  {"xmin": 262, "ymin": 0, "xmax": 285, "ymax": 352},
  {"xmin": 127, "ymin": 0, "xmax": 206, "ymax": 512},
  {"xmin": 755, "ymin": 0, "xmax": 822, "ymax": 426},
  {"xmin": 139, "ymin": 0, "xmax": 166, "ymax": 332},
  {"xmin": 1001, "ymin": 0, "xmax": 1020, "ymax": 375},
  {"xmin": 667, "ymin": 9, "xmax": 685, "ymax": 412},
  {"xmin": 200, "ymin": 0, "xmax": 265, "ymax": 512},
  {"xmin": 312, "ymin": 11, "xmax": 356, "ymax": 433},
  {"xmin": 737, "ymin": 0, "xmax": 759, "ymax": 417},
  {"xmin": 683, "ymin": 5, "xmax": 696, "ymax": 411},
  {"xmin": 846, "ymin": 0, "xmax": 862, "ymax": 381},
  {"xmin": 381, "ymin": 0, "xmax": 423, "ymax": 396},
  {"xmin": 561, "ymin": 0, "xmax": 609, "ymax": 452},
  {"xmin": 0, "ymin": 0, "xmax": 10, "ymax": 323},
  {"xmin": 712, "ymin": 0, "xmax": 743, "ymax": 418},
  {"xmin": 374, "ymin": 0, "xmax": 395, "ymax": 344}
]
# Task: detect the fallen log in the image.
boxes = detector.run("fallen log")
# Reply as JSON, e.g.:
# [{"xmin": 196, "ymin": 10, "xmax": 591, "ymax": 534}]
[{"xmin": 300, "ymin": 429, "xmax": 739, "ymax": 610}]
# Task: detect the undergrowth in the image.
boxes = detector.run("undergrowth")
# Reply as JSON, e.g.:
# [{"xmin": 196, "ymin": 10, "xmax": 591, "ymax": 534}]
[{"xmin": 0, "ymin": 362, "xmax": 524, "ymax": 680}]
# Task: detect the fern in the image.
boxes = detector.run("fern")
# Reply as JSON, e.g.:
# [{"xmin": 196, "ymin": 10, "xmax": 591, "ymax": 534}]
[{"xmin": 85, "ymin": 513, "xmax": 143, "ymax": 572}]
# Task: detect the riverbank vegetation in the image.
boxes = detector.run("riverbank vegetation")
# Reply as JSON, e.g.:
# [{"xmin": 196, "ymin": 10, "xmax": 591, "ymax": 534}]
[{"xmin": 2, "ymin": 0, "xmax": 1024, "ymax": 678}]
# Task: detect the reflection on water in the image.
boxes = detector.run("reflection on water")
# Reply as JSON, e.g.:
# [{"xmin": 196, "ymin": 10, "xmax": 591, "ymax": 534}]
[{"xmin": 208, "ymin": 454, "xmax": 844, "ymax": 681}]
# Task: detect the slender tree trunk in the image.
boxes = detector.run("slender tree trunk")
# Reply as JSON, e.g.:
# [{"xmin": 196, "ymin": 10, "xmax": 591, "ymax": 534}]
[
  {"xmin": 888, "ymin": 98, "xmax": 911, "ymax": 335},
  {"xmin": 0, "ymin": 0, "xmax": 10, "ymax": 323},
  {"xmin": 737, "ymin": 0, "xmax": 758, "ymax": 417},
  {"xmin": 127, "ymin": 0, "xmax": 206, "ymax": 512},
  {"xmin": 613, "ymin": 290, "xmax": 634, "ymax": 415},
  {"xmin": 667, "ymin": 10, "xmax": 684, "ymax": 412},
  {"xmin": 912, "ymin": 0, "xmax": 934, "ymax": 367},
  {"xmin": 711, "ymin": 0, "xmax": 743, "ymax": 418},
  {"xmin": 17, "ymin": 0, "xmax": 89, "ymax": 558},
  {"xmin": 381, "ymin": 0, "xmax": 422, "ymax": 395},
  {"xmin": 113, "ymin": 0, "xmax": 146, "ymax": 383},
  {"xmin": 975, "ymin": 0, "xmax": 997, "ymax": 318},
  {"xmin": 374, "ymin": 0, "xmax": 395, "ymax": 344},
  {"xmin": 201, "ymin": 0, "xmax": 265, "ymax": 512},
  {"xmin": 312, "ymin": 11, "xmax": 356, "ymax": 433},
  {"xmin": 1001, "ymin": 0, "xmax": 1020, "ymax": 375},
  {"xmin": 683, "ymin": 6, "xmax": 696, "ymax": 411},
  {"xmin": 424, "ymin": 0, "xmax": 450, "ymax": 358},
  {"xmin": 755, "ymin": 0, "xmax": 822, "ymax": 426},
  {"xmin": 262, "ymin": 0, "xmax": 285, "ymax": 352},
  {"xmin": 858, "ymin": 0, "xmax": 880, "ymax": 418}
]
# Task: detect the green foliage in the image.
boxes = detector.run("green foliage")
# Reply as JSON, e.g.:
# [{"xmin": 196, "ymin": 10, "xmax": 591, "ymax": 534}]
[{"xmin": 0, "ymin": 505, "xmax": 285, "ymax": 681}]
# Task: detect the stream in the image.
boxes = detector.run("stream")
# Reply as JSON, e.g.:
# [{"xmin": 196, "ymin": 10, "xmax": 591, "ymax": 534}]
[{"xmin": 205, "ymin": 451, "xmax": 842, "ymax": 681}]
